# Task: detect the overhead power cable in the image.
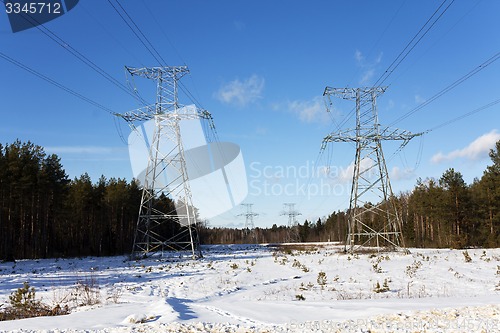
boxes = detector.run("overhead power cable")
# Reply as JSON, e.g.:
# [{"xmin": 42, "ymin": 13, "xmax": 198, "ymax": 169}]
[
  {"xmin": 106, "ymin": 0, "xmax": 165, "ymax": 66},
  {"xmin": 332, "ymin": 0, "xmax": 454, "ymax": 139},
  {"xmin": 0, "ymin": 51, "xmax": 117, "ymax": 116},
  {"xmin": 372, "ymin": 0, "xmax": 455, "ymax": 89},
  {"xmin": 0, "ymin": 0, "xmax": 150, "ymax": 107},
  {"xmin": 388, "ymin": 52, "xmax": 500, "ymax": 127},
  {"xmin": 106, "ymin": 0, "xmax": 206, "ymax": 109},
  {"xmin": 139, "ymin": 0, "xmax": 188, "ymax": 67},
  {"xmin": 426, "ymin": 98, "xmax": 500, "ymax": 133}
]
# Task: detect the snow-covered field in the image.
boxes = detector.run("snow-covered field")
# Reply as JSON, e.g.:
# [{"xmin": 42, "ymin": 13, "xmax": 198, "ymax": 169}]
[{"xmin": 0, "ymin": 244, "xmax": 499, "ymax": 332}]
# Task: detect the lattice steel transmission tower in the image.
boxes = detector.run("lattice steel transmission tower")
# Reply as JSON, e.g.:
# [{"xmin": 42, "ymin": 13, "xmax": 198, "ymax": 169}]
[
  {"xmin": 322, "ymin": 87, "xmax": 421, "ymax": 253},
  {"xmin": 280, "ymin": 203, "xmax": 301, "ymax": 243},
  {"xmin": 238, "ymin": 203, "xmax": 259, "ymax": 242},
  {"xmin": 118, "ymin": 66, "xmax": 211, "ymax": 259}
]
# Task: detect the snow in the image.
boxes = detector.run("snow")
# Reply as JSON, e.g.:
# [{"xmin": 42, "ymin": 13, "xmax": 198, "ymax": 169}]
[{"xmin": 0, "ymin": 244, "xmax": 499, "ymax": 332}]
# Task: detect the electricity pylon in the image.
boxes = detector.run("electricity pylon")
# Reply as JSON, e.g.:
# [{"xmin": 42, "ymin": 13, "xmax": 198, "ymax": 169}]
[
  {"xmin": 238, "ymin": 203, "xmax": 258, "ymax": 242},
  {"xmin": 118, "ymin": 66, "xmax": 211, "ymax": 259},
  {"xmin": 280, "ymin": 203, "xmax": 301, "ymax": 243},
  {"xmin": 322, "ymin": 87, "xmax": 421, "ymax": 253}
]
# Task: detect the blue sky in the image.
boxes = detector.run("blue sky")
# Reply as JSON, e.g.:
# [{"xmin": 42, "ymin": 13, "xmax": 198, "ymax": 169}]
[{"xmin": 1, "ymin": 0, "xmax": 499, "ymax": 228}]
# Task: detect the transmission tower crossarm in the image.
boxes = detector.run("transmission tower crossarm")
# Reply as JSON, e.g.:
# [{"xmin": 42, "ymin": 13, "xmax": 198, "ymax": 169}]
[
  {"xmin": 125, "ymin": 65, "xmax": 189, "ymax": 80},
  {"xmin": 322, "ymin": 128, "xmax": 423, "ymax": 147},
  {"xmin": 323, "ymin": 86, "xmax": 387, "ymax": 99}
]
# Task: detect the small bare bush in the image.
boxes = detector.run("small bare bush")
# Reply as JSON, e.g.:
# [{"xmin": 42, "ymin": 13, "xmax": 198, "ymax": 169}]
[
  {"xmin": 317, "ymin": 271, "xmax": 327, "ymax": 286},
  {"xmin": 106, "ymin": 287, "xmax": 124, "ymax": 304},
  {"xmin": 74, "ymin": 273, "xmax": 101, "ymax": 306}
]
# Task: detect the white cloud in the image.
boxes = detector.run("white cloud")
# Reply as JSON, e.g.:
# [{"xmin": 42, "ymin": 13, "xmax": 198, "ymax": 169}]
[
  {"xmin": 214, "ymin": 74, "xmax": 264, "ymax": 107},
  {"xmin": 354, "ymin": 49, "xmax": 364, "ymax": 63},
  {"xmin": 415, "ymin": 94, "xmax": 426, "ymax": 104},
  {"xmin": 354, "ymin": 50, "xmax": 383, "ymax": 85},
  {"xmin": 337, "ymin": 158, "xmax": 375, "ymax": 183},
  {"xmin": 391, "ymin": 166, "xmax": 415, "ymax": 181},
  {"xmin": 287, "ymin": 96, "xmax": 327, "ymax": 123},
  {"xmin": 360, "ymin": 69, "xmax": 375, "ymax": 85},
  {"xmin": 431, "ymin": 129, "xmax": 500, "ymax": 163}
]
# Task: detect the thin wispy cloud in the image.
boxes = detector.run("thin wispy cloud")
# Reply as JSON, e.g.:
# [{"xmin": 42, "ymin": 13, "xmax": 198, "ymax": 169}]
[
  {"xmin": 337, "ymin": 158, "xmax": 375, "ymax": 183},
  {"xmin": 233, "ymin": 20, "xmax": 245, "ymax": 31},
  {"xmin": 431, "ymin": 129, "xmax": 500, "ymax": 163},
  {"xmin": 354, "ymin": 50, "xmax": 383, "ymax": 85},
  {"xmin": 391, "ymin": 166, "xmax": 415, "ymax": 181},
  {"xmin": 360, "ymin": 69, "xmax": 375, "ymax": 85},
  {"xmin": 354, "ymin": 50, "xmax": 364, "ymax": 63},
  {"xmin": 415, "ymin": 94, "xmax": 426, "ymax": 104},
  {"xmin": 214, "ymin": 74, "xmax": 265, "ymax": 107},
  {"xmin": 287, "ymin": 96, "xmax": 328, "ymax": 123}
]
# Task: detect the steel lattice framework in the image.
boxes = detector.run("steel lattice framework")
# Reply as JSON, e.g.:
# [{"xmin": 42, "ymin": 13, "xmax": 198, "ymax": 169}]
[
  {"xmin": 118, "ymin": 66, "xmax": 212, "ymax": 259},
  {"xmin": 280, "ymin": 203, "xmax": 301, "ymax": 243},
  {"xmin": 238, "ymin": 203, "xmax": 258, "ymax": 242},
  {"xmin": 322, "ymin": 87, "xmax": 421, "ymax": 253}
]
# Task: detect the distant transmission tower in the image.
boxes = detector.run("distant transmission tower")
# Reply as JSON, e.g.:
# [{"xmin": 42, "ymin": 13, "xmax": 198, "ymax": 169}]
[
  {"xmin": 280, "ymin": 203, "xmax": 301, "ymax": 243},
  {"xmin": 118, "ymin": 66, "xmax": 211, "ymax": 259},
  {"xmin": 238, "ymin": 203, "xmax": 258, "ymax": 242},
  {"xmin": 322, "ymin": 87, "xmax": 421, "ymax": 253}
]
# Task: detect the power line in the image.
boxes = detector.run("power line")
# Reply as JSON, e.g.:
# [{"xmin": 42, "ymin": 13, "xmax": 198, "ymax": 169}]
[
  {"xmin": 333, "ymin": 0, "xmax": 454, "ymax": 134},
  {"xmin": 79, "ymin": 2, "xmax": 146, "ymax": 68},
  {"xmin": 0, "ymin": 51, "xmax": 117, "ymax": 116},
  {"xmin": 388, "ymin": 52, "xmax": 500, "ymax": 127},
  {"xmin": 106, "ymin": 0, "xmax": 165, "ymax": 66},
  {"xmin": 385, "ymin": 0, "xmax": 484, "ymax": 90},
  {"xmin": 106, "ymin": 0, "xmax": 205, "ymax": 109},
  {"xmin": 0, "ymin": 0, "xmax": 150, "ymax": 107},
  {"xmin": 139, "ymin": 0, "xmax": 188, "ymax": 67},
  {"xmin": 373, "ymin": 0, "xmax": 455, "ymax": 88},
  {"xmin": 426, "ymin": 98, "xmax": 500, "ymax": 133},
  {"xmin": 348, "ymin": 0, "xmax": 407, "ymax": 87}
]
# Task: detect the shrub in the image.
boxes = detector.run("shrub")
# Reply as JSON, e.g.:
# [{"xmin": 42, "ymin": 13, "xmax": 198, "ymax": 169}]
[
  {"xmin": 463, "ymin": 250, "xmax": 472, "ymax": 263},
  {"xmin": 0, "ymin": 282, "xmax": 69, "ymax": 321},
  {"xmin": 372, "ymin": 262, "xmax": 382, "ymax": 273},
  {"xmin": 74, "ymin": 273, "xmax": 101, "ymax": 306},
  {"xmin": 405, "ymin": 260, "xmax": 422, "ymax": 278},
  {"xmin": 317, "ymin": 271, "xmax": 327, "ymax": 286},
  {"xmin": 373, "ymin": 279, "xmax": 390, "ymax": 293}
]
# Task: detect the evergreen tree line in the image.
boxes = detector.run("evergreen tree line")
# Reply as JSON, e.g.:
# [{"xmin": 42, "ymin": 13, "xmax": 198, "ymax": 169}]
[
  {"xmin": 201, "ymin": 141, "xmax": 500, "ymax": 248},
  {"xmin": 1, "ymin": 140, "xmax": 499, "ymax": 260},
  {"xmin": 0, "ymin": 140, "xmax": 143, "ymax": 260}
]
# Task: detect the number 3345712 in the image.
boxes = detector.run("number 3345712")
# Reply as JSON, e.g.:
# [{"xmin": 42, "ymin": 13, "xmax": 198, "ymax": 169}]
[{"xmin": 5, "ymin": 2, "xmax": 62, "ymax": 14}]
